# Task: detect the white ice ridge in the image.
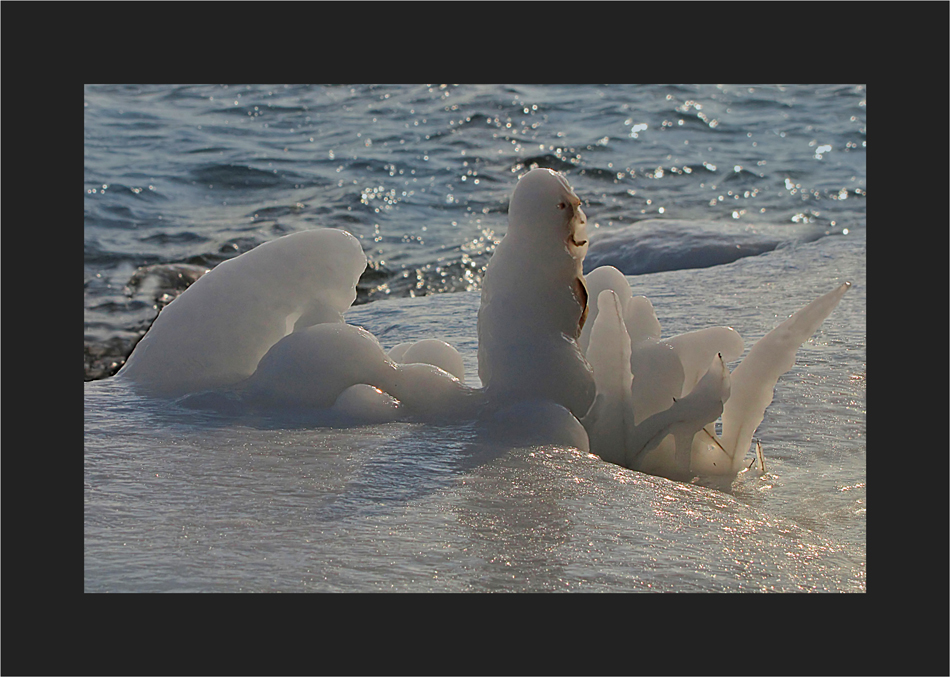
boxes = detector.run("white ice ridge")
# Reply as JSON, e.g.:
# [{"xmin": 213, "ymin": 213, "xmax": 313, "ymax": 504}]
[
  {"xmin": 116, "ymin": 167, "xmax": 850, "ymax": 482},
  {"xmin": 118, "ymin": 228, "xmax": 367, "ymax": 395},
  {"xmin": 477, "ymin": 167, "xmax": 595, "ymax": 418},
  {"xmin": 580, "ymin": 266, "xmax": 850, "ymax": 480}
]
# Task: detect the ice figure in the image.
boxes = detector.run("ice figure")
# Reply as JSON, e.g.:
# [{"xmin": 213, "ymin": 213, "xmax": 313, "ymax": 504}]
[
  {"xmin": 118, "ymin": 229, "xmax": 367, "ymax": 395},
  {"xmin": 718, "ymin": 281, "xmax": 852, "ymax": 473},
  {"xmin": 578, "ymin": 265, "xmax": 632, "ymax": 353},
  {"xmin": 388, "ymin": 339, "xmax": 466, "ymax": 382},
  {"xmin": 116, "ymin": 166, "xmax": 849, "ymax": 483},
  {"xmin": 581, "ymin": 273, "xmax": 850, "ymax": 479},
  {"xmin": 118, "ymin": 227, "xmax": 482, "ymax": 420},
  {"xmin": 582, "ymin": 287, "xmax": 732, "ymax": 476},
  {"xmin": 242, "ymin": 320, "xmax": 483, "ymax": 420},
  {"xmin": 476, "ymin": 168, "xmax": 596, "ymax": 418},
  {"xmin": 474, "ymin": 170, "xmax": 849, "ymax": 480},
  {"xmin": 582, "ymin": 289, "xmax": 635, "ymax": 466}
]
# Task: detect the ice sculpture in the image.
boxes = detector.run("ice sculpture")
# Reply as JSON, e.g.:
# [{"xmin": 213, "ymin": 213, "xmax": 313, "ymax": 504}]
[
  {"xmin": 388, "ymin": 339, "xmax": 466, "ymax": 382},
  {"xmin": 718, "ymin": 281, "xmax": 851, "ymax": 472},
  {"xmin": 118, "ymin": 228, "xmax": 367, "ymax": 395},
  {"xmin": 581, "ymin": 276, "xmax": 850, "ymax": 479},
  {"xmin": 236, "ymin": 314, "xmax": 483, "ymax": 420},
  {"xmin": 476, "ymin": 168, "xmax": 596, "ymax": 418},
  {"xmin": 116, "ymin": 167, "xmax": 849, "ymax": 483}
]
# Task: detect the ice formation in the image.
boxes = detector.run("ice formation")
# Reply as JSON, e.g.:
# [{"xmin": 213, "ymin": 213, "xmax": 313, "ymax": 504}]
[
  {"xmin": 388, "ymin": 338, "xmax": 466, "ymax": 382},
  {"xmin": 116, "ymin": 167, "xmax": 850, "ymax": 482},
  {"xmin": 580, "ymin": 267, "xmax": 850, "ymax": 479},
  {"xmin": 118, "ymin": 228, "xmax": 367, "ymax": 395},
  {"xmin": 118, "ymin": 226, "xmax": 484, "ymax": 421},
  {"xmin": 477, "ymin": 168, "xmax": 595, "ymax": 418}
]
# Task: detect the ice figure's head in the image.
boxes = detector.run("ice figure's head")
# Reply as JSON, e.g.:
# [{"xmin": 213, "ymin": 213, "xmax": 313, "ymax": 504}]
[{"xmin": 507, "ymin": 168, "xmax": 589, "ymax": 260}]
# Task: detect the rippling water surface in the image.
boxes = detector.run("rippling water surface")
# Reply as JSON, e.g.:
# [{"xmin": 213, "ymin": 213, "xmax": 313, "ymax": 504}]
[{"xmin": 84, "ymin": 84, "xmax": 865, "ymax": 378}]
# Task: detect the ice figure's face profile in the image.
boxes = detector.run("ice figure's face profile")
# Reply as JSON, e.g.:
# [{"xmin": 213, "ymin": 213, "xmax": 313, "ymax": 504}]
[{"xmin": 508, "ymin": 168, "xmax": 589, "ymax": 261}]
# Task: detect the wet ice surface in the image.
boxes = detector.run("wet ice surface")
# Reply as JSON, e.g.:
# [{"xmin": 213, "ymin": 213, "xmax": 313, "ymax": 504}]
[{"xmin": 84, "ymin": 232, "xmax": 865, "ymax": 592}]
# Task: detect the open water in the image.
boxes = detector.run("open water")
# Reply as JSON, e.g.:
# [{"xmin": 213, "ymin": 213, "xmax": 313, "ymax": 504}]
[
  {"xmin": 84, "ymin": 84, "xmax": 866, "ymax": 592},
  {"xmin": 84, "ymin": 83, "xmax": 865, "ymax": 378}
]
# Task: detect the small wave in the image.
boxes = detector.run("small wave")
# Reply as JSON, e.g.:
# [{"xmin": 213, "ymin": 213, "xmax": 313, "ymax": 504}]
[
  {"xmin": 584, "ymin": 219, "xmax": 824, "ymax": 276},
  {"xmin": 84, "ymin": 239, "xmax": 160, "ymax": 266},
  {"xmin": 84, "ymin": 336, "xmax": 139, "ymax": 381},
  {"xmin": 126, "ymin": 263, "xmax": 210, "ymax": 297},
  {"xmin": 188, "ymin": 163, "xmax": 300, "ymax": 191},
  {"xmin": 140, "ymin": 231, "xmax": 209, "ymax": 246},
  {"xmin": 577, "ymin": 167, "xmax": 620, "ymax": 182},
  {"xmin": 516, "ymin": 154, "xmax": 577, "ymax": 172}
]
